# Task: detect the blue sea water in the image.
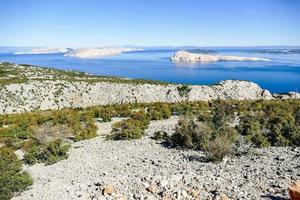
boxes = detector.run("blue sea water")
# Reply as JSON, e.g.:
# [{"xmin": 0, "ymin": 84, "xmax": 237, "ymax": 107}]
[{"xmin": 0, "ymin": 48, "xmax": 300, "ymax": 93}]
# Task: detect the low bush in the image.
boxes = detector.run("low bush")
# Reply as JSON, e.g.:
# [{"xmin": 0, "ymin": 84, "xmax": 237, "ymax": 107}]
[
  {"xmin": 237, "ymin": 100, "xmax": 300, "ymax": 147},
  {"xmin": 205, "ymin": 134, "xmax": 232, "ymax": 161},
  {"xmin": 108, "ymin": 118, "xmax": 149, "ymax": 140},
  {"xmin": 170, "ymin": 117, "xmax": 213, "ymax": 150},
  {"xmin": 177, "ymin": 85, "xmax": 191, "ymax": 97},
  {"xmin": 169, "ymin": 113, "xmax": 237, "ymax": 161},
  {"xmin": 151, "ymin": 131, "xmax": 168, "ymax": 140},
  {"xmin": 0, "ymin": 147, "xmax": 33, "ymax": 200},
  {"xmin": 24, "ymin": 139, "xmax": 70, "ymax": 165},
  {"xmin": 147, "ymin": 103, "xmax": 172, "ymax": 120}
]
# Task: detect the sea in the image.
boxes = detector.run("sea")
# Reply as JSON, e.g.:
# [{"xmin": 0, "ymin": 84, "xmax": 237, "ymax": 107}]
[{"xmin": 1, "ymin": 47, "xmax": 300, "ymax": 93}]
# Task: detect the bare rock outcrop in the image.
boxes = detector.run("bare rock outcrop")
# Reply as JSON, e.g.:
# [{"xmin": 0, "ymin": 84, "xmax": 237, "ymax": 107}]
[
  {"xmin": 273, "ymin": 92, "xmax": 300, "ymax": 100},
  {"xmin": 0, "ymin": 80, "xmax": 273, "ymax": 114}
]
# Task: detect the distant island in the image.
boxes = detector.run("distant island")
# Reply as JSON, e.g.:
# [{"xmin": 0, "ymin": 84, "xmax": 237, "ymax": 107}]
[
  {"xmin": 248, "ymin": 49, "xmax": 300, "ymax": 54},
  {"xmin": 13, "ymin": 47, "xmax": 144, "ymax": 58},
  {"xmin": 171, "ymin": 50, "xmax": 270, "ymax": 63},
  {"xmin": 64, "ymin": 47, "xmax": 143, "ymax": 58},
  {"xmin": 186, "ymin": 49, "xmax": 218, "ymax": 54},
  {"xmin": 13, "ymin": 48, "xmax": 70, "ymax": 55}
]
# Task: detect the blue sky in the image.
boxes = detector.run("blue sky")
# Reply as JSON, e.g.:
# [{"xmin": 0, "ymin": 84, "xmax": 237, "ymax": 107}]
[{"xmin": 0, "ymin": 0, "xmax": 299, "ymax": 47}]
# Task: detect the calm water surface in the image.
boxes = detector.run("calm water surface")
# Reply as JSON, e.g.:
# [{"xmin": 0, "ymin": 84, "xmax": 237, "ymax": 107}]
[{"xmin": 1, "ymin": 48, "xmax": 300, "ymax": 93}]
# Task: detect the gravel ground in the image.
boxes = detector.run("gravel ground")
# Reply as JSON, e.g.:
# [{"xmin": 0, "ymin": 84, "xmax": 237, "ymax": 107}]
[{"xmin": 13, "ymin": 117, "xmax": 300, "ymax": 200}]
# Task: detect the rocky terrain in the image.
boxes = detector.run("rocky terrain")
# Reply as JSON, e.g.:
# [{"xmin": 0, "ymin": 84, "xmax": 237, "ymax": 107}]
[
  {"xmin": 3, "ymin": 62, "xmax": 300, "ymax": 115},
  {"xmin": 0, "ymin": 62, "xmax": 280, "ymax": 114},
  {"xmin": 171, "ymin": 51, "xmax": 270, "ymax": 63},
  {"xmin": 12, "ymin": 117, "xmax": 300, "ymax": 200},
  {"xmin": 0, "ymin": 79, "xmax": 274, "ymax": 114},
  {"xmin": 1, "ymin": 62, "xmax": 300, "ymax": 200}
]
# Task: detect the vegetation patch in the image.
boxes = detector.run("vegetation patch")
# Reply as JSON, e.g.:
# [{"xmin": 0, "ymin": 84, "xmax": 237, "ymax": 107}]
[
  {"xmin": 177, "ymin": 85, "xmax": 191, "ymax": 97},
  {"xmin": 0, "ymin": 62, "xmax": 170, "ymax": 86},
  {"xmin": 108, "ymin": 111, "xmax": 150, "ymax": 140},
  {"xmin": 0, "ymin": 99, "xmax": 299, "ymax": 197},
  {"xmin": 151, "ymin": 131, "xmax": 168, "ymax": 140},
  {"xmin": 168, "ymin": 113, "xmax": 237, "ymax": 161},
  {"xmin": 164, "ymin": 99, "xmax": 300, "ymax": 161},
  {"xmin": 0, "ymin": 147, "xmax": 33, "ymax": 200},
  {"xmin": 24, "ymin": 139, "xmax": 70, "ymax": 165}
]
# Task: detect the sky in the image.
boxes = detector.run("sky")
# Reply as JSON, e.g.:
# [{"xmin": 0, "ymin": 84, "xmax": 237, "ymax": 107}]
[{"xmin": 0, "ymin": 0, "xmax": 300, "ymax": 47}]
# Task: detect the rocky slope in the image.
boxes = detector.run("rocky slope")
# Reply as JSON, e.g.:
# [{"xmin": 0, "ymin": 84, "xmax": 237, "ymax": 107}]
[
  {"xmin": 0, "ymin": 79, "xmax": 273, "ymax": 114},
  {"xmin": 2, "ymin": 62, "xmax": 300, "ymax": 115},
  {"xmin": 12, "ymin": 117, "xmax": 300, "ymax": 200},
  {"xmin": 171, "ymin": 50, "xmax": 270, "ymax": 63}
]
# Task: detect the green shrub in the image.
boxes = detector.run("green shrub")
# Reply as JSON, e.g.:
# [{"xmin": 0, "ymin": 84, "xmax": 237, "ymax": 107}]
[
  {"xmin": 147, "ymin": 103, "xmax": 172, "ymax": 120},
  {"xmin": 205, "ymin": 135, "xmax": 232, "ymax": 161},
  {"xmin": 109, "ymin": 116, "xmax": 150, "ymax": 140},
  {"xmin": 170, "ymin": 117, "xmax": 213, "ymax": 150},
  {"xmin": 24, "ymin": 139, "xmax": 70, "ymax": 165},
  {"xmin": 0, "ymin": 147, "xmax": 33, "ymax": 200},
  {"xmin": 177, "ymin": 85, "xmax": 191, "ymax": 97},
  {"xmin": 169, "ymin": 114, "xmax": 237, "ymax": 161},
  {"xmin": 151, "ymin": 131, "xmax": 168, "ymax": 140},
  {"xmin": 237, "ymin": 100, "xmax": 300, "ymax": 147}
]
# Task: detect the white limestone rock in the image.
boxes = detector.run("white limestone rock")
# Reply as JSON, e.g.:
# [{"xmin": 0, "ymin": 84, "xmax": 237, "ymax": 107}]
[
  {"xmin": 273, "ymin": 92, "xmax": 300, "ymax": 99},
  {"xmin": 0, "ymin": 80, "xmax": 273, "ymax": 115},
  {"xmin": 171, "ymin": 50, "xmax": 270, "ymax": 63},
  {"xmin": 65, "ymin": 47, "xmax": 143, "ymax": 58}
]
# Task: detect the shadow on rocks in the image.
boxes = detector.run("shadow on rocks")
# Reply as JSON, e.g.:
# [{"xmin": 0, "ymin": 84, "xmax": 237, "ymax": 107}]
[
  {"xmin": 183, "ymin": 154, "xmax": 210, "ymax": 163},
  {"xmin": 153, "ymin": 138, "xmax": 211, "ymax": 163},
  {"xmin": 261, "ymin": 195, "xmax": 288, "ymax": 200}
]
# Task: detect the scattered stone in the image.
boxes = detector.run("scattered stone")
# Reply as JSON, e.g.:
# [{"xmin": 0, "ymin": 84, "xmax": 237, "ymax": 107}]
[
  {"xmin": 102, "ymin": 185, "xmax": 114, "ymax": 195},
  {"xmin": 181, "ymin": 190, "xmax": 188, "ymax": 198},
  {"xmin": 160, "ymin": 180, "xmax": 169, "ymax": 187},
  {"xmin": 188, "ymin": 188, "xmax": 200, "ymax": 198},
  {"xmin": 146, "ymin": 184, "xmax": 157, "ymax": 194},
  {"xmin": 220, "ymin": 193, "xmax": 229, "ymax": 200},
  {"xmin": 14, "ymin": 149, "xmax": 25, "ymax": 160},
  {"xmin": 289, "ymin": 181, "xmax": 300, "ymax": 200},
  {"xmin": 11, "ymin": 118, "xmax": 300, "ymax": 200},
  {"xmin": 114, "ymin": 195, "xmax": 126, "ymax": 200}
]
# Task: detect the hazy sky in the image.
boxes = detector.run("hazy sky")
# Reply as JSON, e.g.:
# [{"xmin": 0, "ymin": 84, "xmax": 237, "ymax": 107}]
[{"xmin": 1, "ymin": 0, "xmax": 299, "ymax": 47}]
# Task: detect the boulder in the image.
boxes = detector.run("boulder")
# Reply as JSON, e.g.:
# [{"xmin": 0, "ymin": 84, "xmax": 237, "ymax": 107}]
[
  {"xmin": 102, "ymin": 185, "xmax": 114, "ymax": 195},
  {"xmin": 146, "ymin": 184, "xmax": 157, "ymax": 194},
  {"xmin": 289, "ymin": 181, "xmax": 300, "ymax": 200}
]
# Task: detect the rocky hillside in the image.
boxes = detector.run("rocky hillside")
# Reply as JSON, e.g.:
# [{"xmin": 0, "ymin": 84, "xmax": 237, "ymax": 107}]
[
  {"xmin": 0, "ymin": 61, "xmax": 297, "ymax": 115},
  {"xmin": 11, "ymin": 117, "xmax": 300, "ymax": 200}
]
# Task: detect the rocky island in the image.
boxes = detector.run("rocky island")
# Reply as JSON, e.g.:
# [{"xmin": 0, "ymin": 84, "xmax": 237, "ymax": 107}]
[
  {"xmin": 171, "ymin": 50, "xmax": 270, "ymax": 63},
  {"xmin": 14, "ymin": 48, "xmax": 70, "ymax": 55},
  {"xmin": 64, "ymin": 47, "xmax": 143, "ymax": 58}
]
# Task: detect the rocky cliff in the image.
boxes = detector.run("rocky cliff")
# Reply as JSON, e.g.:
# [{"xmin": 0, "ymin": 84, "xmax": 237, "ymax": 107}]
[{"xmin": 0, "ymin": 79, "xmax": 273, "ymax": 114}]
